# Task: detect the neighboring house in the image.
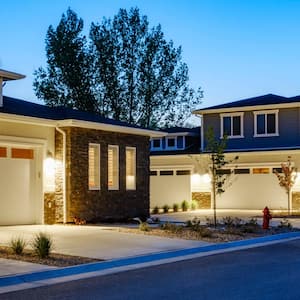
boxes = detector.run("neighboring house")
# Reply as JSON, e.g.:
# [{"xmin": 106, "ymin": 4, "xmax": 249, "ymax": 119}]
[
  {"xmin": 0, "ymin": 70, "xmax": 163, "ymax": 225},
  {"xmin": 150, "ymin": 127, "xmax": 206, "ymax": 208},
  {"xmin": 150, "ymin": 94, "xmax": 300, "ymax": 210}
]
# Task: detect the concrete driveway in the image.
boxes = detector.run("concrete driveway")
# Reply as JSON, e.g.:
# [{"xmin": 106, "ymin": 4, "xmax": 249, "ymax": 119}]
[{"xmin": 0, "ymin": 224, "xmax": 209, "ymax": 260}]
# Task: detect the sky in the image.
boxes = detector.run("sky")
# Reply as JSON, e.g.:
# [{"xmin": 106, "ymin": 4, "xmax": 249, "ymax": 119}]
[{"xmin": 1, "ymin": 0, "xmax": 300, "ymax": 111}]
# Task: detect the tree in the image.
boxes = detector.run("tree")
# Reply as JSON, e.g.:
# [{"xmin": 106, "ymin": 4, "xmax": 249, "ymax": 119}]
[
  {"xmin": 34, "ymin": 7, "xmax": 203, "ymax": 128},
  {"xmin": 274, "ymin": 156, "xmax": 297, "ymax": 216},
  {"xmin": 206, "ymin": 127, "xmax": 238, "ymax": 227},
  {"xmin": 34, "ymin": 9, "xmax": 97, "ymax": 113}
]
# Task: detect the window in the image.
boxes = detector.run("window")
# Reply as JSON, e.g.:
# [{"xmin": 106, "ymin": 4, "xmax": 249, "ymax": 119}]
[
  {"xmin": 177, "ymin": 136, "xmax": 185, "ymax": 149},
  {"xmin": 253, "ymin": 168, "xmax": 270, "ymax": 174},
  {"xmin": 220, "ymin": 113, "xmax": 244, "ymax": 138},
  {"xmin": 166, "ymin": 137, "xmax": 177, "ymax": 149},
  {"xmin": 216, "ymin": 169, "xmax": 231, "ymax": 175},
  {"xmin": 176, "ymin": 170, "xmax": 191, "ymax": 175},
  {"xmin": 126, "ymin": 147, "xmax": 136, "ymax": 190},
  {"xmin": 160, "ymin": 170, "xmax": 174, "ymax": 176},
  {"xmin": 234, "ymin": 168, "xmax": 250, "ymax": 174},
  {"xmin": 151, "ymin": 138, "xmax": 162, "ymax": 150},
  {"xmin": 11, "ymin": 148, "xmax": 34, "ymax": 159},
  {"xmin": 150, "ymin": 170, "xmax": 158, "ymax": 176},
  {"xmin": 108, "ymin": 145, "xmax": 119, "ymax": 190},
  {"xmin": 254, "ymin": 110, "xmax": 278, "ymax": 137},
  {"xmin": 0, "ymin": 147, "xmax": 7, "ymax": 158},
  {"xmin": 88, "ymin": 144, "xmax": 100, "ymax": 190}
]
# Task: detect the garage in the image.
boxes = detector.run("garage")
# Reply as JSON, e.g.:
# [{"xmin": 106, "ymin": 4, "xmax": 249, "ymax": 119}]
[
  {"xmin": 150, "ymin": 169, "xmax": 192, "ymax": 208},
  {"xmin": 0, "ymin": 146, "xmax": 42, "ymax": 225},
  {"xmin": 217, "ymin": 166, "xmax": 287, "ymax": 210}
]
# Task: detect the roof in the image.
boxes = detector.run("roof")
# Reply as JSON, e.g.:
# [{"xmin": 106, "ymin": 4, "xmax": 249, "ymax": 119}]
[
  {"xmin": 0, "ymin": 70, "xmax": 25, "ymax": 81},
  {"xmin": 193, "ymin": 94, "xmax": 300, "ymax": 114},
  {"xmin": 160, "ymin": 126, "xmax": 200, "ymax": 135},
  {"xmin": 0, "ymin": 96, "xmax": 164, "ymax": 137}
]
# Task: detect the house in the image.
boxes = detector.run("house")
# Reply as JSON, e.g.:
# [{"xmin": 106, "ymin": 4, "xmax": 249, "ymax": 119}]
[
  {"xmin": 150, "ymin": 127, "xmax": 207, "ymax": 208},
  {"xmin": 0, "ymin": 69, "xmax": 164, "ymax": 225},
  {"xmin": 193, "ymin": 93, "xmax": 300, "ymax": 211}
]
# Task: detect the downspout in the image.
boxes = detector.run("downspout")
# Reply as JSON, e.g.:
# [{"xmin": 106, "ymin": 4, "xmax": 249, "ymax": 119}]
[{"xmin": 56, "ymin": 127, "xmax": 67, "ymax": 223}]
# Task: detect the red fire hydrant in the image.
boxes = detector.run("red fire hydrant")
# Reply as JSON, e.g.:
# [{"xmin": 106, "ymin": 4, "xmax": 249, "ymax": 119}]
[{"xmin": 263, "ymin": 206, "xmax": 272, "ymax": 229}]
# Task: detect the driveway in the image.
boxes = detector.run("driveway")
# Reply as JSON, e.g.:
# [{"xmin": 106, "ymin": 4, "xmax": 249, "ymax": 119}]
[{"xmin": 0, "ymin": 225, "xmax": 209, "ymax": 260}]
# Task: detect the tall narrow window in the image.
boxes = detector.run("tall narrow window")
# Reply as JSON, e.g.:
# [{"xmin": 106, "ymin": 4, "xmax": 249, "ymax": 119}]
[
  {"xmin": 108, "ymin": 145, "xmax": 119, "ymax": 190},
  {"xmin": 88, "ymin": 144, "xmax": 100, "ymax": 190},
  {"xmin": 126, "ymin": 147, "xmax": 136, "ymax": 190}
]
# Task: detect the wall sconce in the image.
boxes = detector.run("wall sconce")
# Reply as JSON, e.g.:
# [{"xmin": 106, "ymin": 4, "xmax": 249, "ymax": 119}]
[{"xmin": 47, "ymin": 150, "xmax": 53, "ymax": 158}]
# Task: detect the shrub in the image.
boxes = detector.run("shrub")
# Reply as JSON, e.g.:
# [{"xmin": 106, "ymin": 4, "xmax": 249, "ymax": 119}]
[
  {"xmin": 10, "ymin": 237, "xmax": 26, "ymax": 255},
  {"xmin": 163, "ymin": 204, "xmax": 170, "ymax": 213},
  {"xmin": 139, "ymin": 222, "xmax": 150, "ymax": 232},
  {"xmin": 191, "ymin": 200, "xmax": 198, "ymax": 210},
  {"xmin": 173, "ymin": 203, "xmax": 179, "ymax": 212},
  {"xmin": 186, "ymin": 217, "xmax": 201, "ymax": 231},
  {"xmin": 32, "ymin": 232, "xmax": 53, "ymax": 259},
  {"xmin": 181, "ymin": 200, "xmax": 189, "ymax": 212},
  {"xmin": 245, "ymin": 218, "xmax": 259, "ymax": 227},
  {"xmin": 152, "ymin": 206, "xmax": 159, "ymax": 214},
  {"xmin": 205, "ymin": 217, "xmax": 215, "ymax": 227},
  {"xmin": 198, "ymin": 227, "xmax": 213, "ymax": 238},
  {"xmin": 222, "ymin": 216, "xmax": 235, "ymax": 227},
  {"xmin": 160, "ymin": 222, "xmax": 183, "ymax": 233},
  {"xmin": 278, "ymin": 218, "xmax": 292, "ymax": 229}
]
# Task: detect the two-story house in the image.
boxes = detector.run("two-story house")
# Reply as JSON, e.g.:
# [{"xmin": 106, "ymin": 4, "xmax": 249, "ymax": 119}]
[
  {"xmin": 151, "ymin": 94, "xmax": 300, "ymax": 211},
  {"xmin": 193, "ymin": 93, "xmax": 300, "ymax": 211}
]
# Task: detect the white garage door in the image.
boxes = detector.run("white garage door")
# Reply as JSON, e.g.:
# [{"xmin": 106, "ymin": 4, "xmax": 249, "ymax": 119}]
[
  {"xmin": 150, "ymin": 170, "xmax": 191, "ymax": 208},
  {"xmin": 217, "ymin": 167, "xmax": 287, "ymax": 210},
  {"xmin": 0, "ymin": 147, "xmax": 40, "ymax": 225}
]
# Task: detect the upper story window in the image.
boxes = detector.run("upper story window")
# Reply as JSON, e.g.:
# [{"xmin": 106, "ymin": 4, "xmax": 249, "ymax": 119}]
[
  {"xmin": 151, "ymin": 138, "xmax": 162, "ymax": 151},
  {"xmin": 166, "ymin": 137, "xmax": 177, "ymax": 149},
  {"xmin": 254, "ymin": 110, "xmax": 278, "ymax": 137},
  {"xmin": 220, "ymin": 113, "xmax": 244, "ymax": 138}
]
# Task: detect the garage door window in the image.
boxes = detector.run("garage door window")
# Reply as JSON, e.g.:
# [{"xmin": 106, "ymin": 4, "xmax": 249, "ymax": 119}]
[
  {"xmin": 11, "ymin": 148, "xmax": 34, "ymax": 159},
  {"xmin": 253, "ymin": 168, "xmax": 270, "ymax": 174},
  {"xmin": 0, "ymin": 147, "xmax": 7, "ymax": 158}
]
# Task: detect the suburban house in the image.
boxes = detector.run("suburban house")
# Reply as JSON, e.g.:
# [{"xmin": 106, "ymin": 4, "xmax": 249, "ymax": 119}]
[
  {"xmin": 151, "ymin": 94, "xmax": 300, "ymax": 211},
  {"xmin": 0, "ymin": 69, "xmax": 164, "ymax": 225}
]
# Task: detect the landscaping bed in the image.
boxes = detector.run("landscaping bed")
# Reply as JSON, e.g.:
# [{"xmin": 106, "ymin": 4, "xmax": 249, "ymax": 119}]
[
  {"xmin": 0, "ymin": 246, "xmax": 101, "ymax": 267},
  {"xmin": 117, "ymin": 217, "xmax": 299, "ymax": 243}
]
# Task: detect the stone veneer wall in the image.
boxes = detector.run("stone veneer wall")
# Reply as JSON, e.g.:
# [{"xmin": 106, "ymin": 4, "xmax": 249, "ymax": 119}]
[
  {"xmin": 192, "ymin": 192, "xmax": 211, "ymax": 209},
  {"xmin": 44, "ymin": 127, "xmax": 150, "ymax": 223}
]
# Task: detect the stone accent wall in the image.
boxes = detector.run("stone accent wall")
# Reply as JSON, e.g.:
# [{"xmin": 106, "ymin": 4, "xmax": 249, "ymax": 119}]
[
  {"xmin": 292, "ymin": 192, "xmax": 300, "ymax": 210},
  {"xmin": 192, "ymin": 192, "xmax": 211, "ymax": 209},
  {"xmin": 44, "ymin": 127, "xmax": 150, "ymax": 223}
]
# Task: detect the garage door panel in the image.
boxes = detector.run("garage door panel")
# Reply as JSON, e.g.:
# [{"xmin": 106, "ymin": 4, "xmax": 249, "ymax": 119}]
[
  {"xmin": 0, "ymin": 159, "xmax": 36, "ymax": 225},
  {"xmin": 218, "ymin": 174, "xmax": 287, "ymax": 209}
]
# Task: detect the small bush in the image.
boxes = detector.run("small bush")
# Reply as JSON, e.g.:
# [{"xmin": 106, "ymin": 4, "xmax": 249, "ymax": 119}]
[
  {"xmin": 205, "ymin": 217, "xmax": 215, "ymax": 227},
  {"xmin": 278, "ymin": 218, "xmax": 292, "ymax": 229},
  {"xmin": 163, "ymin": 204, "xmax": 170, "ymax": 213},
  {"xmin": 222, "ymin": 216, "xmax": 235, "ymax": 227},
  {"xmin": 152, "ymin": 206, "xmax": 159, "ymax": 214},
  {"xmin": 181, "ymin": 200, "xmax": 189, "ymax": 212},
  {"xmin": 191, "ymin": 200, "xmax": 198, "ymax": 210},
  {"xmin": 32, "ymin": 232, "xmax": 53, "ymax": 259},
  {"xmin": 139, "ymin": 222, "xmax": 150, "ymax": 232},
  {"xmin": 198, "ymin": 227, "xmax": 213, "ymax": 238},
  {"xmin": 10, "ymin": 237, "xmax": 26, "ymax": 255},
  {"xmin": 186, "ymin": 217, "xmax": 201, "ymax": 231},
  {"xmin": 173, "ymin": 203, "xmax": 179, "ymax": 212},
  {"xmin": 160, "ymin": 222, "xmax": 183, "ymax": 233},
  {"xmin": 245, "ymin": 218, "xmax": 259, "ymax": 227}
]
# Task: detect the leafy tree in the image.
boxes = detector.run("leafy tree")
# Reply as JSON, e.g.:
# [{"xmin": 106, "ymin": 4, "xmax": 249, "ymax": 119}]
[
  {"xmin": 206, "ymin": 127, "xmax": 238, "ymax": 227},
  {"xmin": 274, "ymin": 156, "xmax": 297, "ymax": 216},
  {"xmin": 34, "ymin": 7, "xmax": 203, "ymax": 128},
  {"xmin": 33, "ymin": 9, "xmax": 97, "ymax": 112}
]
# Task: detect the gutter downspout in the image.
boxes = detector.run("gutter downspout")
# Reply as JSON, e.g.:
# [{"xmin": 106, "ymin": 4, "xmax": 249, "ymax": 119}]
[{"xmin": 56, "ymin": 127, "xmax": 67, "ymax": 223}]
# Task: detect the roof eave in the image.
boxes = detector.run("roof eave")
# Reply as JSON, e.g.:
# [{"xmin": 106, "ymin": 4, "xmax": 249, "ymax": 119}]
[{"xmin": 0, "ymin": 70, "xmax": 26, "ymax": 81}]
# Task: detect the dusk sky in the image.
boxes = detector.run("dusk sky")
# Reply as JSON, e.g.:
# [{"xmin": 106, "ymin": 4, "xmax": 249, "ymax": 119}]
[{"xmin": 1, "ymin": 0, "xmax": 300, "ymax": 110}]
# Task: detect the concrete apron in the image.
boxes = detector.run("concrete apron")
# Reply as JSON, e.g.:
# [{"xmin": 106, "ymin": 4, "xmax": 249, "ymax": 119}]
[{"xmin": 1, "ymin": 232, "xmax": 300, "ymax": 295}]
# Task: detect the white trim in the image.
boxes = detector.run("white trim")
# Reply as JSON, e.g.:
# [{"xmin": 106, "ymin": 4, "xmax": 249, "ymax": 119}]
[
  {"xmin": 253, "ymin": 110, "xmax": 279, "ymax": 137},
  {"xmin": 201, "ymin": 117, "xmax": 204, "ymax": 152},
  {"xmin": 0, "ymin": 135, "xmax": 47, "ymax": 147},
  {"xmin": 88, "ymin": 143, "xmax": 101, "ymax": 190},
  {"xmin": 220, "ymin": 112, "xmax": 244, "ymax": 138},
  {"xmin": 108, "ymin": 145, "xmax": 119, "ymax": 190},
  {"xmin": 126, "ymin": 146, "xmax": 136, "ymax": 190},
  {"xmin": 193, "ymin": 102, "xmax": 300, "ymax": 115}
]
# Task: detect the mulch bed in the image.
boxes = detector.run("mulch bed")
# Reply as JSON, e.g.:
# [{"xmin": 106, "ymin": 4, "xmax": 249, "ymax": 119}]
[{"xmin": 0, "ymin": 246, "xmax": 102, "ymax": 267}]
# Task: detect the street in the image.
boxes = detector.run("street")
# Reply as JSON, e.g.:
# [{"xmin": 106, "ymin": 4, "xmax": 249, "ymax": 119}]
[{"xmin": 2, "ymin": 239, "xmax": 300, "ymax": 300}]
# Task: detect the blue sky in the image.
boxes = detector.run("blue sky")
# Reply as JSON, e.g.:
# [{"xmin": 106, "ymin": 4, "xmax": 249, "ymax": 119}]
[{"xmin": 1, "ymin": 0, "xmax": 300, "ymax": 109}]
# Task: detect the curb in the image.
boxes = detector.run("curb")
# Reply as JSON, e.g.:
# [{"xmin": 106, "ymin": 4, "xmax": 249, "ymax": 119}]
[{"xmin": 1, "ymin": 231, "xmax": 300, "ymax": 293}]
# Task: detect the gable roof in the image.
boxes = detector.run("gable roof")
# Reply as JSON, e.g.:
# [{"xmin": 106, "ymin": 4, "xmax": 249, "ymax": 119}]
[
  {"xmin": 0, "ymin": 96, "xmax": 165, "ymax": 137},
  {"xmin": 193, "ymin": 94, "xmax": 300, "ymax": 114}
]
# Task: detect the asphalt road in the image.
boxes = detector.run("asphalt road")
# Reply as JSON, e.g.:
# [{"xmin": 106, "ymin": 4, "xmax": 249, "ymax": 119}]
[{"xmin": 2, "ymin": 239, "xmax": 300, "ymax": 300}]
